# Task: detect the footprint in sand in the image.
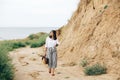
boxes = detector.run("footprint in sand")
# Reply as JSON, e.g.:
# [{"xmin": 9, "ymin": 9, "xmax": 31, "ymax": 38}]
[
  {"xmin": 64, "ymin": 76, "xmax": 70, "ymax": 79},
  {"xmin": 28, "ymin": 52, "xmax": 40, "ymax": 61},
  {"xmin": 18, "ymin": 56, "xmax": 29, "ymax": 66},
  {"xmin": 21, "ymin": 62, "xmax": 29, "ymax": 66},
  {"xmin": 38, "ymin": 70, "xmax": 45, "ymax": 72},
  {"xmin": 29, "ymin": 57, "xmax": 37, "ymax": 61},
  {"xmin": 57, "ymin": 72, "xmax": 62, "ymax": 74},
  {"xmin": 29, "ymin": 71, "xmax": 40, "ymax": 79},
  {"xmin": 13, "ymin": 67, "xmax": 18, "ymax": 72},
  {"xmin": 18, "ymin": 56, "xmax": 25, "ymax": 62},
  {"xmin": 19, "ymin": 56, "xmax": 25, "ymax": 59}
]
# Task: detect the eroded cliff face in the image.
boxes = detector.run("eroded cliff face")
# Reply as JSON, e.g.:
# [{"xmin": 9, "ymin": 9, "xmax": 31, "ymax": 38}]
[{"xmin": 57, "ymin": 0, "xmax": 120, "ymax": 75}]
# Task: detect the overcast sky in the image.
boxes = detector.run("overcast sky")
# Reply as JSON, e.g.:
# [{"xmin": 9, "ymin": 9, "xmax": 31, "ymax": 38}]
[{"xmin": 0, "ymin": 0, "xmax": 79, "ymax": 27}]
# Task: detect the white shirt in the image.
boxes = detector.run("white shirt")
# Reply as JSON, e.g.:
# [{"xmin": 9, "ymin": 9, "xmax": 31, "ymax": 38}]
[{"xmin": 45, "ymin": 36, "xmax": 60, "ymax": 48}]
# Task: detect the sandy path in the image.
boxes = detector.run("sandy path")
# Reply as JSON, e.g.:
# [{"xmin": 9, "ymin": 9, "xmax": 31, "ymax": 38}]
[{"xmin": 9, "ymin": 47, "xmax": 119, "ymax": 80}]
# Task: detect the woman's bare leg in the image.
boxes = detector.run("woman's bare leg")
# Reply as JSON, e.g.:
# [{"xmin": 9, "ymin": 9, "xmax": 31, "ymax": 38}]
[
  {"xmin": 51, "ymin": 68, "xmax": 55, "ymax": 76},
  {"xmin": 49, "ymin": 68, "xmax": 51, "ymax": 73}
]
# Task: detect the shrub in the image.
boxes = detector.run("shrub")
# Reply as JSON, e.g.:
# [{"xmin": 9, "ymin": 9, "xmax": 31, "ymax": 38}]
[
  {"xmin": 0, "ymin": 46, "xmax": 14, "ymax": 80},
  {"xmin": 30, "ymin": 34, "xmax": 48, "ymax": 48},
  {"xmin": 30, "ymin": 43, "xmax": 40, "ymax": 48},
  {"xmin": 104, "ymin": 5, "xmax": 108, "ymax": 9},
  {"xmin": 80, "ymin": 59, "xmax": 88, "ymax": 67},
  {"xmin": 0, "ymin": 41, "xmax": 14, "ymax": 51},
  {"xmin": 30, "ymin": 41, "xmax": 45, "ymax": 48},
  {"xmin": 12, "ymin": 42, "xmax": 26, "ymax": 49},
  {"xmin": 84, "ymin": 63, "xmax": 107, "ymax": 75},
  {"xmin": 28, "ymin": 34, "xmax": 39, "ymax": 40},
  {"xmin": 0, "ymin": 41, "xmax": 26, "ymax": 51},
  {"xmin": 25, "ymin": 41, "xmax": 31, "ymax": 45}
]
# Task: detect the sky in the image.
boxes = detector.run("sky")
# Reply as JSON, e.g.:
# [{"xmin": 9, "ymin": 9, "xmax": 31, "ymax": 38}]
[{"xmin": 0, "ymin": 0, "xmax": 79, "ymax": 27}]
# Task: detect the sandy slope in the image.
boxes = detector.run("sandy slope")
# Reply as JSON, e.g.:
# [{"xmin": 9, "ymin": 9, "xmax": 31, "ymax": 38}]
[
  {"xmin": 9, "ymin": 46, "xmax": 119, "ymax": 80},
  {"xmin": 57, "ymin": 0, "xmax": 120, "ymax": 76}
]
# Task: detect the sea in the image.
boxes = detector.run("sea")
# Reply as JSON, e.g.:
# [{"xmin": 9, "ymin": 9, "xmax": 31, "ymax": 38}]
[{"xmin": 0, "ymin": 27, "xmax": 60, "ymax": 41}]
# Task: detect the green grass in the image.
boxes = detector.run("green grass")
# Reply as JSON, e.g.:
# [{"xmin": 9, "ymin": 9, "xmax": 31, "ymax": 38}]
[
  {"xmin": 0, "ymin": 41, "xmax": 27, "ymax": 80},
  {"xmin": 12, "ymin": 42, "xmax": 26, "ymax": 49},
  {"xmin": 29, "ymin": 34, "xmax": 48, "ymax": 48},
  {"xmin": 104, "ymin": 5, "xmax": 108, "ymax": 9},
  {"xmin": 30, "ymin": 42, "xmax": 44, "ymax": 48},
  {"xmin": 27, "ymin": 32, "xmax": 46, "ymax": 40},
  {"xmin": 80, "ymin": 59, "xmax": 88, "ymax": 67},
  {"xmin": 84, "ymin": 63, "xmax": 107, "ymax": 76},
  {"xmin": 28, "ymin": 34, "xmax": 39, "ymax": 40},
  {"xmin": 0, "ymin": 43, "xmax": 14, "ymax": 80},
  {"xmin": 0, "ymin": 41, "xmax": 26, "ymax": 51},
  {"xmin": 0, "ymin": 32, "xmax": 48, "ymax": 80},
  {"xmin": 64, "ymin": 76, "xmax": 70, "ymax": 79}
]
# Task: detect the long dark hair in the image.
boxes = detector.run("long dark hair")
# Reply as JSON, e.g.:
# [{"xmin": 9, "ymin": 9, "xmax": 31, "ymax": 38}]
[{"xmin": 50, "ymin": 30, "xmax": 57, "ymax": 40}]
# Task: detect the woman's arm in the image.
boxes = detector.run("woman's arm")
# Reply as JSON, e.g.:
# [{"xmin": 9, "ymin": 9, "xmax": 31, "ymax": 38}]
[
  {"xmin": 44, "ymin": 37, "xmax": 48, "ymax": 56},
  {"xmin": 56, "ymin": 39, "xmax": 60, "ymax": 47},
  {"xmin": 45, "ymin": 47, "xmax": 47, "ymax": 56}
]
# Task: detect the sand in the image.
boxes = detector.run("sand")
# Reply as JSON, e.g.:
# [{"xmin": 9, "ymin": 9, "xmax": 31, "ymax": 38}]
[{"xmin": 9, "ymin": 46, "xmax": 119, "ymax": 80}]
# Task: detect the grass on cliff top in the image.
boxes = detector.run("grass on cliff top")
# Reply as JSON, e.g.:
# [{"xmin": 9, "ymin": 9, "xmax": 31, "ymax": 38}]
[
  {"xmin": 25, "ymin": 32, "xmax": 48, "ymax": 48},
  {"xmin": 0, "ymin": 32, "xmax": 48, "ymax": 49},
  {"xmin": 29, "ymin": 34, "xmax": 48, "ymax": 48}
]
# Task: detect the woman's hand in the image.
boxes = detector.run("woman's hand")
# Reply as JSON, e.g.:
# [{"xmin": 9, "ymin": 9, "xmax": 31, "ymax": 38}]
[
  {"xmin": 56, "ymin": 44, "xmax": 59, "ymax": 47},
  {"xmin": 44, "ymin": 53, "xmax": 46, "ymax": 56}
]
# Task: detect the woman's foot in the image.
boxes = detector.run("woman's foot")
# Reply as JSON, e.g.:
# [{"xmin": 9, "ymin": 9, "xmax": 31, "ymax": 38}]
[
  {"xmin": 49, "ymin": 71, "xmax": 51, "ymax": 73},
  {"xmin": 51, "ymin": 74, "xmax": 55, "ymax": 76},
  {"xmin": 51, "ymin": 68, "xmax": 55, "ymax": 76},
  {"xmin": 49, "ymin": 69, "xmax": 51, "ymax": 73}
]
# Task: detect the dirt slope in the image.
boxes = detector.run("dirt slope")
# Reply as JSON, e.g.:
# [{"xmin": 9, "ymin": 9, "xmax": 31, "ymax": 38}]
[{"xmin": 57, "ymin": 0, "xmax": 120, "ymax": 76}]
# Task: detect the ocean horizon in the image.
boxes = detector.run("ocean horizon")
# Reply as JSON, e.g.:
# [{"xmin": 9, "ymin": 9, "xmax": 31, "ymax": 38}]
[{"xmin": 0, "ymin": 27, "xmax": 60, "ymax": 41}]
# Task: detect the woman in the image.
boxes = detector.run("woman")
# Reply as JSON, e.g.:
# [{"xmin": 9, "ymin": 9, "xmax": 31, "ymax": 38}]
[{"xmin": 45, "ymin": 30, "xmax": 59, "ymax": 76}]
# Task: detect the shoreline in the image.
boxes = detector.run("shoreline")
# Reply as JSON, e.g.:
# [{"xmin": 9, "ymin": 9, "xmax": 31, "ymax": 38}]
[{"xmin": 0, "ymin": 27, "xmax": 60, "ymax": 41}]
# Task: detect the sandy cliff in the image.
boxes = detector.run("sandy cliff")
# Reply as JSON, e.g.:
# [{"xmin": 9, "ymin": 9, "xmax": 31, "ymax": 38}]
[{"xmin": 57, "ymin": 0, "xmax": 120, "ymax": 75}]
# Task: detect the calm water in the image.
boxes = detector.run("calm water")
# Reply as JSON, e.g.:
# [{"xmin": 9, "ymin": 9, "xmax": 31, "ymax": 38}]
[{"xmin": 0, "ymin": 27, "xmax": 59, "ymax": 40}]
